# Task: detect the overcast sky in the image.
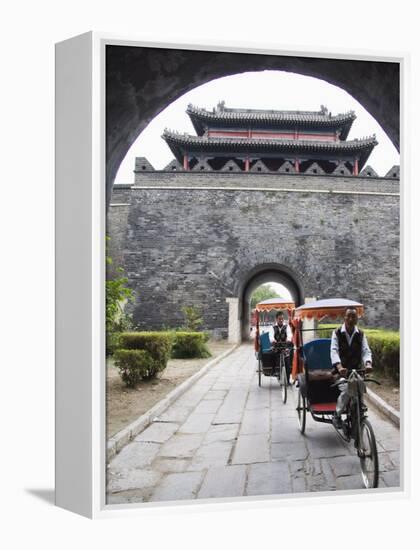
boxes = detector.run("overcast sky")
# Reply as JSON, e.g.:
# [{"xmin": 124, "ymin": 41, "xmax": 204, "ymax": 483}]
[{"xmin": 115, "ymin": 70, "xmax": 400, "ymax": 183}]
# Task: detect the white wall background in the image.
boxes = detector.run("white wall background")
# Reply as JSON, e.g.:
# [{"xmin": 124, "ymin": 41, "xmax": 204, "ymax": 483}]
[{"xmin": 1, "ymin": 1, "xmax": 418, "ymax": 547}]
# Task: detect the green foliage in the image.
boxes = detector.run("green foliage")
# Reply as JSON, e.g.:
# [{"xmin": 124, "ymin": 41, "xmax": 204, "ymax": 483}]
[
  {"xmin": 171, "ymin": 332, "xmax": 211, "ymax": 359},
  {"xmin": 114, "ymin": 332, "xmax": 173, "ymax": 383},
  {"xmin": 120, "ymin": 331, "xmax": 173, "ymax": 363},
  {"xmin": 181, "ymin": 306, "xmax": 203, "ymax": 331},
  {"xmin": 250, "ymin": 284, "xmax": 281, "ymax": 309},
  {"xmin": 318, "ymin": 324, "xmax": 400, "ymax": 382},
  {"xmin": 114, "ymin": 349, "xmax": 153, "ymax": 387},
  {"xmin": 367, "ymin": 332, "xmax": 400, "ymax": 382},
  {"xmin": 106, "ymin": 236, "xmax": 135, "ymax": 355}
]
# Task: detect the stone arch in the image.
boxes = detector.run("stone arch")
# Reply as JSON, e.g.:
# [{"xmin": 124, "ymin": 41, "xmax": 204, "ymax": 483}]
[
  {"xmin": 106, "ymin": 46, "xmax": 399, "ymax": 203},
  {"xmin": 227, "ymin": 263, "xmax": 304, "ymax": 342}
]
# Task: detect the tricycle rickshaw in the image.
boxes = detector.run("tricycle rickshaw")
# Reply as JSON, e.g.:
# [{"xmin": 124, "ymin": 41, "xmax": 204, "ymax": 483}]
[
  {"xmin": 254, "ymin": 298, "xmax": 295, "ymax": 403},
  {"xmin": 291, "ymin": 298, "xmax": 380, "ymax": 488}
]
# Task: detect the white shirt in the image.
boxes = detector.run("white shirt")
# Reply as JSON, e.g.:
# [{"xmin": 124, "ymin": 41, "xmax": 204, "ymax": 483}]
[
  {"xmin": 268, "ymin": 322, "xmax": 293, "ymax": 344},
  {"xmin": 330, "ymin": 324, "xmax": 372, "ymax": 366}
]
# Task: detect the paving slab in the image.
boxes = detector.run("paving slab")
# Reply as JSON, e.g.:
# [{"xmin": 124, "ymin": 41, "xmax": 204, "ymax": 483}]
[
  {"xmin": 203, "ymin": 423, "xmax": 239, "ymax": 444},
  {"xmin": 231, "ymin": 433, "xmax": 270, "ymax": 464},
  {"xmin": 109, "ymin": 441, "xmax": 160, "ymax": 470},
  {"xmin": 271, "ymin": 441, "xmax": 308, "ymax": 461},
  {"xmin": 158, "ymin": 434, "xmax": 204, "ymax": 458},
  {"xmin": 239, "ymin": 408, "xmax": 270, "ymax": 435},
  {"xmin": 152, "ymin": 457, "xmax": 191, "ymax": 474},
  {"xmin": 188, "ymin": 440, "xmax": 233, "ymax": 470},
  {"xmin": 178, "ymin": 412, "xmax": 215, "ymax": 434},
  {"xmin": 134, "ymin": 421, "xmax": 179, "ymax": 443},
  {"xmin": 107, "ymin": 469, "xmax": 162, "ymax": 493},
  {"xmin": 380, "ymin": 469, "xmax": 401, "ymax": 488},
  {"xmin": 193, "ymin": 399, "xmax": 223, "ymax": 414},
  {"xmin": 198, "ymin": 465, "xmax": 247, "ymax": 499},
  {"xmin": 149, "ymin": 472, "xmax": 204, "ymax": 502},
  {"xmin": 247, "ymin": 462, "xmax": 293, "ymax": 496}
]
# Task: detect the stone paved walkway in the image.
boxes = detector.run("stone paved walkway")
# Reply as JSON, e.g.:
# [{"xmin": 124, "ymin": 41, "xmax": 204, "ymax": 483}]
[{"xmin": 107, "ymin": 344, "xmax": 400, "ymax": 504}]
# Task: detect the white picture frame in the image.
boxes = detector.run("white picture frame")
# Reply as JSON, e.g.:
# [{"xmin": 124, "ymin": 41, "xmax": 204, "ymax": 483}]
[{"xmin": 55, "ymin": 32, "xmax": 408, "ymax": 518}]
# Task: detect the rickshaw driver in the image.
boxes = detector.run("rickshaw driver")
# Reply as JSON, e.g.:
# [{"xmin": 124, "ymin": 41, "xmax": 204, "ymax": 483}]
[
  {"xmin": 330, "ymin": 307, "xmax": 373, "ymax": 428},
  {"xmin": 269, "ymin": 311, "xmax": 293, "ymax": 384}
]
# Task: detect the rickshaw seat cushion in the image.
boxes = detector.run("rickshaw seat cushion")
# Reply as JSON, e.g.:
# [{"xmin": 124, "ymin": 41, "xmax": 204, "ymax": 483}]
[
  {"xmin": 259, "ymin": 332, "xmax": 272, "ymax": 353},
  {"xmin": 307, "ymin": 369, "xmax": 334, "ymax": 382},
  {"xmin": 311, "ymin": 402, "xmax": 337, "ymax": 413},
  {"xmin": 302, "ymin": 339, "xmax": 332, "ymax": 371}
]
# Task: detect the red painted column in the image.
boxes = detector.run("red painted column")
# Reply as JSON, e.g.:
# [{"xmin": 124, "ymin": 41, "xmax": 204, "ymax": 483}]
[
  {"xmin": 353, "ymin": 158, "xmax": 359, "ymax": 176},
  {"xmin": 245, "ymin": 157, "xmax": 250, "ymax": 172},
  {"xmin": 183, "ymin": 154, "xmax": 189, "ymax": 171},
  {"xmin": 295, "ymin": 159, "xmax": 300, "ymax": 173}
]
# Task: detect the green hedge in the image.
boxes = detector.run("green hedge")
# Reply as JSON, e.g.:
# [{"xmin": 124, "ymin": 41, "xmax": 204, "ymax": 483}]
[
  {"xmin": 367, "ymin": 332, "xmax": 400, "ymax": 382},
  {"xmin": 318, "ymin": 324, "xmax": 400, "ymax": 382},
  {"xmin": 114, "ymin": 349, "xmax": 154, "ymax": 387},
  {"xmin": 116, "ymin": 332, "xmax": 174, "ymax": 386},
  {"xmin": 171, "ymin": 331, "xmax": 211, "ymax": 359}
]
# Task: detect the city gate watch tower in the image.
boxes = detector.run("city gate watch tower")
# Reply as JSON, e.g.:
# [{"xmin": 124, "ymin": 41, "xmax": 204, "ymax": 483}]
[{"xmin": 161, "ymin": 102, "xmax": 378, "ymax": 175}]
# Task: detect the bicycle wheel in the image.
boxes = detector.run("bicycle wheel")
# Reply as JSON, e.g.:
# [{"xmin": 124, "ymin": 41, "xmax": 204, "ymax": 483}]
[
  {"xmin": 297, "ymin": 389, "xmax": 306, "ymax": 434},
  {"xmin": 359, "ymin": 418, "xmax": 379, "ymax": 488},
  {"xmin": 281, "ymin": 362, "xmax": 288, "ymax": 404}
]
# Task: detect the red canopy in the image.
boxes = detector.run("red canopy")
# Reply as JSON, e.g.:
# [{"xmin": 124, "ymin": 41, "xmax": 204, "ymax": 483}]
[
  {"xmin": 255, "ymin": 298, "xmax": 296, "ymax": 312},
  {"xmin": 293, "ymin": 298, "xmax": 364, "ymax": 321}
]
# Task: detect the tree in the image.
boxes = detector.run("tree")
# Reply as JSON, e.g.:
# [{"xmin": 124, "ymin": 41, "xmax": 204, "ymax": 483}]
[
  {"xmin": 250, "ymin": 284, "xmax": 282, "ymax": 309},
  {"xmin": 181, "ymin": 306, "xmax": 203, "ymax": 331}
]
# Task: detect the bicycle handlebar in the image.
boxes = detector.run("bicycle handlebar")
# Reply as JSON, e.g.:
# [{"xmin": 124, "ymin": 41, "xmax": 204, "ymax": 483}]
[{"xmin": 330, "ymin": 371, "xmax": 381, "ymax": 387}]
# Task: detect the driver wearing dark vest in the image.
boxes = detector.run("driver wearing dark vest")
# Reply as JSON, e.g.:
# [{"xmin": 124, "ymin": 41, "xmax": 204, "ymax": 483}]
[
  {"xmin": 330, "ymin": 307, "xmax": 372, "ymax": 428},
  {"xmin": 270, "ymin": 311, "xmax": 293, "ymax": 384}
]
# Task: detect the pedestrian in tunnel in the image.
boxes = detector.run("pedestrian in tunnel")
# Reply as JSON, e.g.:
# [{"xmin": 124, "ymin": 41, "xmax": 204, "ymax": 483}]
[
  {"xmin": 269, "ymin": 311, "xmax": 293, "ymax": 384},
  {"xmin": 330, "ymin": 307, "xmax": 373, "ymax": 428}
]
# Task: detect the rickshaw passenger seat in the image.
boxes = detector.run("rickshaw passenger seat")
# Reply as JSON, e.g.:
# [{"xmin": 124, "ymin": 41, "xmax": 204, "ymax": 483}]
[
  {"xmin": 303, "ymin": 339, "xmax": 338, "ymax": 404},
  {"xmin": 302, "ymin": 339, "xmax": 332, "ymax": 371},
  {"xmin": 259, "ymin": 332, "xmax": 272, "ymax": 353}
]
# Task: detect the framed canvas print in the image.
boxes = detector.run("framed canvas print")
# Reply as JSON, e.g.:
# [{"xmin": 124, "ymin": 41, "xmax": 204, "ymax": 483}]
[{"xmin": 55, "ymin": 32, "xmax": 406, "ymax": 518}]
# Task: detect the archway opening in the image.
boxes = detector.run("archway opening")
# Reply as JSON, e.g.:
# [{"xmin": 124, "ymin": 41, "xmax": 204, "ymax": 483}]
[
  {"xmin": 239, "ymin": 264, "xmax": 304, "ymax": 341},
  {"xmin": 248, "ymin": 282, "xmax": 293, "ymax": 341}
]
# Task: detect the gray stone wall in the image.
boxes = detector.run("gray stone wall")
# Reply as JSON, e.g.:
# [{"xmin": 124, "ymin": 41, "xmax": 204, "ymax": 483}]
[
  {"xmin": 108, "ymin": 173, "xmax": 400, "ymax": 331},
  {"xmin": 133, "ymin": 171, "xmax": 400, "ymax": 194}
]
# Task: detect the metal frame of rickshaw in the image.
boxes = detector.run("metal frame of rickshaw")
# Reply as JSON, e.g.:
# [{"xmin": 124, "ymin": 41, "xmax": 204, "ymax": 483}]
[{"xmin": 254, "ymin": 298, "xmax": 295, "ymax": 401}]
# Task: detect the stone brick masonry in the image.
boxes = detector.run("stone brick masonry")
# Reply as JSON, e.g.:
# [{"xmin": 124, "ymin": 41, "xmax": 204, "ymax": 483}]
[{"xmin": 107, "ymin": 172, "xmax": 400, "ymax": 331}]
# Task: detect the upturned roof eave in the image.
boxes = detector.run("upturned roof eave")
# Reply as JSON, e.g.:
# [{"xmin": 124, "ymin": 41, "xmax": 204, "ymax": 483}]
[
  {"xmin": 186, "ymin": 105, "xmax": 357, "ymax": 135},
  {"xmin": 162, "ymin": 131, "xmax": 377, "ymax": 153}
]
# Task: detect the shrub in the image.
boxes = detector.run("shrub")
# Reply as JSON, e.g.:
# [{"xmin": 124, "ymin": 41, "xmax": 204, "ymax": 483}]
[
  {"xmin": 318, "ymin": 324, "xmax": 400, "ymax": 382},
  {"xmin": 171, "ymin": 331, "xmax": 211, "ymax": 359},
  {"xmin": 113, "ymin": 349, "xmax": 153, "ymax": 387},
  {"xmin": 117, "ymin": 332, "xmax": 174, "ymax": 383},
  {"xmin": 368, "ymin": 332, "xmax": 400, "ymax": 383},
  {"xmin": 181, "ymin": 306, "xmax": 204, "ymax": 331}
]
